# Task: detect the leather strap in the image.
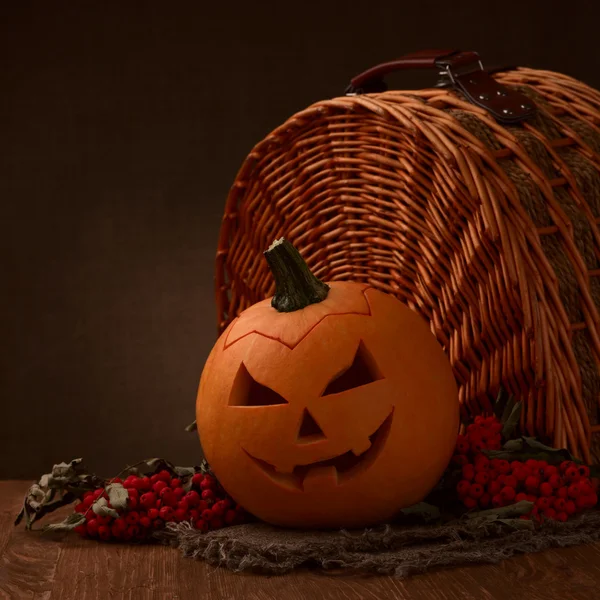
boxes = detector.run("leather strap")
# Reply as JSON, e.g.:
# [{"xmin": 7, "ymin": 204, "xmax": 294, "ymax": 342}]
[{"xmin": 346, "ymin": 50, "xmax": 536, "ymax": 124}]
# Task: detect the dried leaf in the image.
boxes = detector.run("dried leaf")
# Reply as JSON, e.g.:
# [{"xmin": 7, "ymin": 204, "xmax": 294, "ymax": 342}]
[
  {"xmin": 106, "ymin": 483, "xmax": 129, "ymax": 511},
  {"xmin": 500, "ymin": 394, "xmax": 516, "ymax": 425},
  {"xmin": 43, "ymin": 512, "xmax": 86, "ymax": 532},
  {"xmin": 497, "ymin": 517, "xmax": 535, "ymax": 531},
  {"xmin": 502, "ymin": 402, "xmax": 522, "ymax": 440},
  {"xmin": 174, "ymin": 466, "xmax": 196, "ymax": 478},
  {"xmin": 485, "ymin": 437, "xmax": 583, "ymax": 465},
  {"xmin": 92, "ymin": 497, "xmax": 119, "ymax": 519},
  {"xmin": 466, "ymin": 500, "xmax": 534, "ymax": 520},
  {"xmin": 185, "ymin": 420, "xmax": 197, "ymax": 432},
  {"xmin": 493, "ymin": 387, "xmax": 509, "ymax": 419},
  {"xmin": 400, "ymin": 503, "xmax": 441, "ymax": 522}
]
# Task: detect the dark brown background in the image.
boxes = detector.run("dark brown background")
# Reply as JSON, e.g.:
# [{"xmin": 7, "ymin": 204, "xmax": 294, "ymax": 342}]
[{"xmin": 2, "ymin": 2, "xmax": 599, "ymax": 479}]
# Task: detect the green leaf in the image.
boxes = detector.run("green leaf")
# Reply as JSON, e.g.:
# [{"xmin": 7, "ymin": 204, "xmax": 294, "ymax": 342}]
[
  {"xmin": 92, "ymin": 497, "xmax": 119, "ymax": 519},
  {"xmin": 106, "ymin": 483, "xmax": 129, "ymax": 511},
  {"xmin": 400, "ymin": 502, "xmax": 441, "ymax": 522},
  {"xmin": 185, "ymin": 420, "xmax": 197, "ymax": 432},
  {"xmin": 43, "ymin": 512, "xmax": 86, "ymax": 532},
  {"xmin": 502, "ymin": 402, "xmax": 522, "ymax": 440}
]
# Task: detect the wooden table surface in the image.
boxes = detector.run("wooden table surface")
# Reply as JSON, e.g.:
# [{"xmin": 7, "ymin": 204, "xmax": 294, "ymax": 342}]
[{"xmin": 1, "ymin": 481, "xmax": 600, "ymax": 599}]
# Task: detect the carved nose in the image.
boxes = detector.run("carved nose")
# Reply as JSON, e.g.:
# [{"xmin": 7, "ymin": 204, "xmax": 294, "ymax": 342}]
[{"xmin": 297, "ymin": 408, "xmax": 325, "ymax": 441}]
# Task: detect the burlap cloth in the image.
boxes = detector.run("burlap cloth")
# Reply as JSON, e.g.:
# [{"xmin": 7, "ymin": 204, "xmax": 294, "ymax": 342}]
[{"xmin": 158, "ymin": 511, "xmax": 600, "ymax": 578}]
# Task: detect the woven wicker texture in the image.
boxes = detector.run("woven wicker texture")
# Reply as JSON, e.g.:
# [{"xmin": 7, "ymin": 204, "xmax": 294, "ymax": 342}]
[{"xmin": 215, "ymin": 68, "xmax": 600, "ymax": 463}]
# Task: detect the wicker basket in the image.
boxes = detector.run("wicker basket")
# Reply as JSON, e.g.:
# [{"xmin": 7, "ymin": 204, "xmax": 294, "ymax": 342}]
[{"xmin": 214, "ymin": 50, "xmax": 600, "ymax": 464}]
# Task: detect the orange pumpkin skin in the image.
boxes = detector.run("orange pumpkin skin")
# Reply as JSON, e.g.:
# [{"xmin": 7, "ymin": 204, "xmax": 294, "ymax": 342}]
[{"xmin": 196, "ymin": 280, "xmax": 459, "ymax": 529}]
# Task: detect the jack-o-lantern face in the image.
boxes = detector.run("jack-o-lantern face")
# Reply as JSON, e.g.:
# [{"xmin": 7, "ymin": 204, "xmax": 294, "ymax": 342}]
[{"xmin": 196, "ymin": 240, "xmax": 459, "ymax": 528}]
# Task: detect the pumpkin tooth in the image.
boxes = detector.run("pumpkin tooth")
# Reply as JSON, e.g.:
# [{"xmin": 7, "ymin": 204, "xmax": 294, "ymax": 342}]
[
  {"xmin": 273, "ymin": 463, "xmax": 296, "ymax": 474},
  {"xmin": 351, "ymin": 438, "xmax": 372, "ymax": 456},
  {"xmin": 302, "ymin": 465, "xmax": 338, "ymax": 491}
]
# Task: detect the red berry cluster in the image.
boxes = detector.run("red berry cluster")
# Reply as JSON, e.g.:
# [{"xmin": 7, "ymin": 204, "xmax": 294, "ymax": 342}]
[
  {"xmin": 73, "ymin": 470, "xmax": 248, "ymax": 541},
  {"xmin": 452, "ymin": 416, "xmax": 598, "ymax": 523}
]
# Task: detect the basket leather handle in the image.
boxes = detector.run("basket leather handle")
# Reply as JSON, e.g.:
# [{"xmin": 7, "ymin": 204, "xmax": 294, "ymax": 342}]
[
  {"xmin": 347, "ymin": 49, "xmax": 470, "ymax": 90},
  {"xmin": 346, "ymin": 49, "xmax": 537, "ymax": 124}
]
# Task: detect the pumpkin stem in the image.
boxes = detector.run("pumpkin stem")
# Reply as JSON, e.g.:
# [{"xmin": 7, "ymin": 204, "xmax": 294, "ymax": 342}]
[{"xmin": 264, "ymin": 238, "xmax": 329, "ymax": 312}]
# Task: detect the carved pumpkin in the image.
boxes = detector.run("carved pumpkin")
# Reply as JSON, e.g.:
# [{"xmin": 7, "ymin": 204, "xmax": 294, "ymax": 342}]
[{"xmin": 196, "ymin": 238, "xmax": 459, "ymax": 528}]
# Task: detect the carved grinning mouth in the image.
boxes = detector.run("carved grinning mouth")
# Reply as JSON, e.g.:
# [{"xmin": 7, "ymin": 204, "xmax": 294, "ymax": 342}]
[{"xmin": 244, "ymin": 409, "xmax": 394, "ymax": 490}]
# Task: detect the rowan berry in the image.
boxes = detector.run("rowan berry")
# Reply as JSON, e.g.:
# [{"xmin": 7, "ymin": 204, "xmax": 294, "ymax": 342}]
[
  {"xmin": 536, "ymin": 497, "xmax": 551, "ymax": 511},
  {"xmin": 157, "ymin": 470, "xmax": 172, "ymax": 482},
  {"xmin": 565, "ymin": 500, "xmax": 577, "ymax": 515},
  {"xmin": 184, "ymin": 491, "xmax": 200, "ymax": 506},
  {"xmin": 496, "ymin": 460, "xmax": 510, "ymax": 475},
  {"xmin": 153, "ymin": 481, "xmax": 168, "ymax": 493},
  {"xmin": 139, "ymin": 516, "xmax": 152, "ymax": 528},
  {"xmin": 125, "ymin": 511, "xmax": 139, "ymax": 525},
  {"xmin": 200, "ymin": 476, "xmax": 216, "ymax": 490},
  {"xmin": 86, "ymin": 519, "xmax": 99, "ymax": 536},
  {"xmin": 513, "ymin": 468, "xmax": 529, "ymax": 482},
  {"xmin": 553, "ymin": 498, "xmax": 566, "ymax": 512},
  {"xmin": 455, "ymin": 436, "xmax": 470, "ymax": 454},
  {"xmin": 194, "ymin": 519, "xmax": 209, "ymax": 532},
  {"xmin": 500, "ymin": 486, "xmax": 515, "ymax": 502},
  {"xmin": 559, "ymin": 461, "xmax": 575, "ymax": 474},
  {"xmin": 126, "ymin": 525, "xmax": 140, "ymax": 539},
  {"xmin": 174, "ymin": 508, "xmax": 188, "ymax": 522},
  {"xmin": 201, "ymin": 489, "xmax": 215, "ymax": 502},
  {"xmin": 474, "ymin": 456, "xmax": 490, "ymax": 471},
  {"xmin": 469, "ymin": 484, "xmax": 484, "ymax": 499},
  {"xmin": 159, "ymin": 506, "xmax": 175, "ymax": 521},
  {"xmin": 474, "ymin": 472, "xmax": 489, "ymax": 486},
  {"xmin": 565, "ymin": 467, "xmax": 580, "ymax": 482},
  {"xmin": 140, "ymin": 492, "xmax": 157, "ymax": 510},
  {"xmin": 452, "ymin": 455, "xmax": 468, "ymax": 467},
  {"xmin": 191, "ymin": 473, "xmax": 204, "ymax": 488},
  {"xmin": 488, "ymin": 481, "xmax": 502, "ymax": 496},
  {"xmin": 462, "ymin": 497, "xmax": 477, "ymax": 509},
  {"xmin": 547, "ymin": 474, "xmax": 562, "ymax": 489},
  {"xmin": 542, "ymin": 465, "xmax": 558, "ymax": 479},
  {"xmin": 159, "ymin": 488, "xmax": 177, "ymax": 507}
]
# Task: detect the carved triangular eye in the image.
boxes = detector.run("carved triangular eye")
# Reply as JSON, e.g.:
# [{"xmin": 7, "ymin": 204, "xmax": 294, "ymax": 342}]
[
  {"xmin": 229, "ymin": 363, "xmax": 289, "ymax": 406},
  {"xmin": 322, "ymin": 340, "xmax": 383, "ymax": 396},
  {"xmin": 297, "ymin": 408, "xmax": 325, "ymax": 441}
]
